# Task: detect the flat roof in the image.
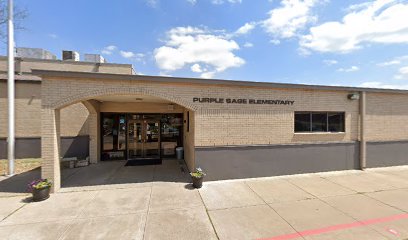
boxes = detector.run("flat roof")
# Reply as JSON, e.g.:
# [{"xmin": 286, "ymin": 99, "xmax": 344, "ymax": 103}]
[
  {"xmin": 26, "ymin": 69, "xmax": 408, "ymax": 94},
  {"xmin": 0, "ymin": 56, "xmax": 133, "ymax": 68}
]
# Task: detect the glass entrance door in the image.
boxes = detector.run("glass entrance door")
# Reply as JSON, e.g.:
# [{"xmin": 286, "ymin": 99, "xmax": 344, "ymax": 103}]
[
  {"xmin": 128, "ymin": 120, "xmax": 160, "ymax": 159},
  {"xmin": 128, "ymin": 120, "xmax": 143, "ymax": 159}
]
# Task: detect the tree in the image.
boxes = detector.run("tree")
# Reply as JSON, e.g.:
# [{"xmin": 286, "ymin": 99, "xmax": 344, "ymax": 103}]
[{"xmin": 0, "ymin": 0, "xmax": 27, "ymax": 41}]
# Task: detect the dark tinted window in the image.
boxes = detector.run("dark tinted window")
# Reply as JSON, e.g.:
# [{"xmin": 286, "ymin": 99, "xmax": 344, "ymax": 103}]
[
  {"xmin": 295, "ymin": 112, "xmax": 345, "ymax": 133},
  {"xmin": 312, "ymin": 113, "xmax": 327, "ymax": 132},
  {"xmin": 328, "ymin": 113, "xmax": 345, "ymax": 132},
  {"xmin": 102, "ymin": 115, "xmax": 114, "ymax": 151},
  {"xmin": 295, "ymin": 113, "xmax": 311, "ymax": 132},
  {"xmin": 161, "ymin": 114, "xmax": 183, "ymax": 158},
  {"xmin": 101, "ymin": 113, "xmax": 127, "ymax": 160}
]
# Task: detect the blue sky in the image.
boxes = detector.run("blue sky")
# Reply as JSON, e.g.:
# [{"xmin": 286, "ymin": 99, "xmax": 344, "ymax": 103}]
[{"xmin": 3, "ymin": 0, "xmax": 408, "ymax": 88}]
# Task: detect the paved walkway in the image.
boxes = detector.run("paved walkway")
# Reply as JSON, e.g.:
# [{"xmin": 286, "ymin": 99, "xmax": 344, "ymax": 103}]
[{"xmin": 1, "ymin": 162, "xmax": 408, "ymax": 239}]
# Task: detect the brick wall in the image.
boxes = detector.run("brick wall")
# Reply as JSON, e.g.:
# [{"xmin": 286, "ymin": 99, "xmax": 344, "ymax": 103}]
[
  {"xmin": 0, "ymin": 81, "xmax": 41, "ymax": 137},
  {"xmin": 0, "ymin": 57, "xmax": 134, "ymax": 75},
  {"xmin": 38, "ymin": 77, "xmax": 363, "ymax": 147},
  {"xmin": 5, "ymin": 76, "xmax": 408, "ymax": 150},
  {"xmin": 366, "ymin": 92, "xmax": 408, "ymax": 141},
  {"xmin": 194, "ymin": 87, "xmax": 359, "ymax": 146},
  {"xmin": 99, "ymin": 101, "xmax": 184, "ymax": 113},
  {"xmin": 0, "ymin": 81, "xmax": 90, "ymax": 138}
]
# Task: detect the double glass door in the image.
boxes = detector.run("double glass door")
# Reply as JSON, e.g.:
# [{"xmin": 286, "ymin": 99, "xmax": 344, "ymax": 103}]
[{"xmin": 128, "ymin": 120, "xmax": 160, "ymax": 159}]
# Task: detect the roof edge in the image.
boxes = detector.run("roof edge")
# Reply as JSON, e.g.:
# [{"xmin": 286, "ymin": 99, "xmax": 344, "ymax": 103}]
[{"xmin": 0, "ymin": 56, "xmax": 133, "ymax": 67}]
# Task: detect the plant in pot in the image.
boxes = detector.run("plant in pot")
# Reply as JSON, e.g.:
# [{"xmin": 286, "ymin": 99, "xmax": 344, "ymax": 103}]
[
  {"xmin": 190, "ymin": 167, "xmax": 205, "ymax": 188},
  {"xmin": 28, "ymin": 179, "xmax": 52, "ymax": 202}
]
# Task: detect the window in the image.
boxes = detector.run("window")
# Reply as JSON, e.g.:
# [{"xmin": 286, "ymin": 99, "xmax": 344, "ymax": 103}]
[
  {"xmin": 328, "ymin": 112, "xmax": 345, "ymax": 132},
  {"xmin": 294, "ymin": 113, "xmax": 311, "ymax": 132},
  {"xmin": 294, "ymin": 112, "xmax": 345, "ymax": 133},
  {"xmin": 101, "ymin": 113, "xmax": 127, "ymax": 160},
  {"xmin": 311, "ymin": 113, "xmax": 327, "ymax": 132},
  {"xmin": 161, "ymin": 114, "xmax": 183, "ymax": 157}
]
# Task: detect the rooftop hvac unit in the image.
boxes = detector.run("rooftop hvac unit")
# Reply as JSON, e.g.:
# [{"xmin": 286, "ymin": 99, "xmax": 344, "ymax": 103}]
[
  {"xmin": 15, "ymin": 47, "xmax": 57, "ymax": 60},
  {"xmin": 84, "ymin": 54, "xmax": 106, "ymax": 63},
  {"xmin": 62, "ymin": 50, "xmax": 80, "ymax": 61}
]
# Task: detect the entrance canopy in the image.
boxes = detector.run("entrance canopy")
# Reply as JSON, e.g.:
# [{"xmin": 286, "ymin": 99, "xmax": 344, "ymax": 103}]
[{"xmin": 37, "ymin": 74, "xmax": 196, "ymax": 192}]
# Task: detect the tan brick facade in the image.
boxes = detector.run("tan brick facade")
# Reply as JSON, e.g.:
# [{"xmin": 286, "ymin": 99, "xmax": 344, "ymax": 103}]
[
  {"xmin": 195, "ymin": 88, "xmax": 359, "ymax": 146},
  {"xmin": 0, "ymin": 55, "xmax": 135, "ymax": 141},
  {"xmin": 366, "ymin": 92, "xmax": 408, "ymax": 141},
  {"xmin": 2, "ymin": 68, "xmax": 408, "ymax": 191},
  {"xmin": 40, "ymin": 78, "xmax": 361, "ymax": 145},
  {"xmin": 0, "ymin": 81, "xmax": 90, "ymax": 138},
  {"xmin": 41, "ymin": 108, "xmax": 61, "ymax": 192}
]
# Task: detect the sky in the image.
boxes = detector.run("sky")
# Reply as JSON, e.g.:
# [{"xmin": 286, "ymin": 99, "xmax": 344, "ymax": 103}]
[{"xmin": 2, "ymin": 0, "xmax": 408, "ymax": 89}]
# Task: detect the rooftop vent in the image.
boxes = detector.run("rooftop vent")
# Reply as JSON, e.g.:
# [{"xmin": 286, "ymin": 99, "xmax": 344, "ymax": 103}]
[
  {"xmin": 62, "ymin": 50, "xmax": 80, "ymax": 61},
  {"xmin": 16, "ymin": 47, "xmax": 57, "ymax": 60},
  {"xmin": 84, "ymin": 54, "xmax": 106, "ymax": 63}
]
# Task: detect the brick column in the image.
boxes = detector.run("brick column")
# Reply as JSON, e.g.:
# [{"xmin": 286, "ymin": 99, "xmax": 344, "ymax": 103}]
[
  {"xmin": 89, "ymin": 112, "xmax": 100, "ymax": 164},
  {"xmin": 41, "ymin": 108, "xmax": 61, "ymax": 192},
  {"xmin": 83, "ymin": 100, "xmax": 100, "ymax": 164}
]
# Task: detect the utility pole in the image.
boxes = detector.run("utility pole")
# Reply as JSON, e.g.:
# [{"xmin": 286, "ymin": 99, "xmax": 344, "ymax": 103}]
[{"xmin": 8, "ymin": 0, "xmax": 15, "ymax": 176}]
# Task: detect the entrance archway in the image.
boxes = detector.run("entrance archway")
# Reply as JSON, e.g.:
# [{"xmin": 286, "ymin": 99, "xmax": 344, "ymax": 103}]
[{"xmin": 42, "ymin": 90, "xmax": 195, "ymax": 192}]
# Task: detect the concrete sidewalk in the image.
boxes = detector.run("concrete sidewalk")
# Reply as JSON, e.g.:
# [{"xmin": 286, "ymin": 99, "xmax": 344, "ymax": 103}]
[{"xmin": 1, "ymin": 165, "xmax": 408, "ymax": 239}]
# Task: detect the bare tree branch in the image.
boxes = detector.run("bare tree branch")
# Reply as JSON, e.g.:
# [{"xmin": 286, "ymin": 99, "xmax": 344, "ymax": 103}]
[{"xmin": 0, "ymin": 0, "xmax": 28, "ymax": 41}]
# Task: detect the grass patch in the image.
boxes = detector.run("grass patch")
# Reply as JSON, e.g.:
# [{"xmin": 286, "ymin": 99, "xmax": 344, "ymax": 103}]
[{"xmin": 0, "ymin": 158, "xmax": 42, "ymax": 175}]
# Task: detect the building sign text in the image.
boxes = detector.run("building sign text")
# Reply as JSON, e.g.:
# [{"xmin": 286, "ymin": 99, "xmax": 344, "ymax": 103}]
[{"xmin": 193, "ymin": 97, "xmax": 295, "ymax": 105}]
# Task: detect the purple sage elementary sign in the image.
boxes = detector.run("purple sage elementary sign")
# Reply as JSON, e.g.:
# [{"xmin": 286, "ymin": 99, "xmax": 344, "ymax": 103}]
[{"xmin": 193, "ymin": 97, "xmax": 295, "ymax": 105}]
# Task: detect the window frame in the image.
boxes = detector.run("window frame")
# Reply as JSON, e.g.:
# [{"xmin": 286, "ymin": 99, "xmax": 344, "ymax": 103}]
[{"xmin": 294, "ymin": 111, "xmax": 345, "ymax": 133}]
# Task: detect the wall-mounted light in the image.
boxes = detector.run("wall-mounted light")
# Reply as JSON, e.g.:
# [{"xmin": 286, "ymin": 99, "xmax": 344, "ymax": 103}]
[{"xmin": 348, "ymin": 93, "xmax": 360, "ymax": 100}]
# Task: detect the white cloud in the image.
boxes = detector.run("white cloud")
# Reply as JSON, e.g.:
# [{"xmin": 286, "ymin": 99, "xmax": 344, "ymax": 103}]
[
  {"xmin": 146, "ymin": 0, "xmax": 158, "ymax": 7},
  {"xmin": 243, "ymin": 42, "xmax": 254, "ymax": 48},
  {"xmin": 191, "ymin": 63, "xmax": 203, "ymax": 73},
  {"xmin": 300, "ymin": 0, "xmax": 408, "ymax": 53},
  {"xmin": 235, "ymin": 22, "xmax": 256, "ymax": 36},
  {"xmin": 377, "ymin": 60, "xmax": 401, "ymax": 67},
  {"xmin": 270, "ymin": 39, "xmax": 281, "ymax": 45},
  {"xmin": 263, "ymin": 0, "xmax": 319, "ymax": 39},
  {"xmin": 120, "ymin": 51, "xmax": 135, "ymax": 58},
  {"xmin": 337, "ymin": 66, "xmax": 359, "ymax": 72},
  {"xmin": 394, "ymin": 66, "xmax": 408, "ymax": 79},
  {"xmin": 120, "ymin": 50, "xmax": 145, "ymax": 61},
  {"xmin": 345, "ymin": 2, "xmax": 372, "ymax": 12},
  {"xmin": 200, "ymin": 71, "xmax": 216, "ymax": 78},
  {"xmin": 359, "ymin": 81, "xmax": 408, "ymax": 90},
  {"xmin": 323, "ymin": 59, "xmax": 338, "ymax": 66},
  {"xmin": 154, "ymin": 26, "xmax": 245, "ymax": 78},
  {"xmin": 101, "ymin": 45, "xmax": 117, "ymax": 55},
  {"xmin": 187, "ymin": 0, "xmax": 197, "ymax": 4},
  {"xmin": 399, "ymin": 66, "xmax": 408, "ymax": 75},
  {"xmin": 48, "ymin": 33, "xmax": 58, "ymax": 39},
  {"xmin": 211, "ymin": 0, "xmax": 242, "ymax": 4},
  {"xmin": 377, "ymin": 55, "xmax": 408, "ymax": 67}
]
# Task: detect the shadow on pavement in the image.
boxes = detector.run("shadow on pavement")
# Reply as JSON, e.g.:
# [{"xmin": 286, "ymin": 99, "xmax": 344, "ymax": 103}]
[
  {"xmin": 61, "ymin": 159, "xmax": 191, "ymax": 190},
  {"xmin": 0, "ymin": 159, "xmax": 192, "ymax": 193},
  {"xmin": 0, "ymin": 168, "xmax": 41, "ymax": 194}
]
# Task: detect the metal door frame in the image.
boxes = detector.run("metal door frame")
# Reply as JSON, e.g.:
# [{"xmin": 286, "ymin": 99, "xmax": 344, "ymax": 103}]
[{"xmin": 127, "ymin": 119, "xmax": 161, "ymax": 159}]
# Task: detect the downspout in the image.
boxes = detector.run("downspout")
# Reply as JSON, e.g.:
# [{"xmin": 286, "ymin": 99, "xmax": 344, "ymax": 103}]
[{"xmin": 360, "ymin": 91, "xmax": 366, "ymax": 170}]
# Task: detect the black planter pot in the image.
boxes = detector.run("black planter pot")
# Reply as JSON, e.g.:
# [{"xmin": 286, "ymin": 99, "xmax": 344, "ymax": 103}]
[
  {"xmin": 192, "ymin": 176, "xmax": 204, "ymax": 188},
  {"xmin": 32, "ymin": 187, "xmax": 51, "ymax": 202}
]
